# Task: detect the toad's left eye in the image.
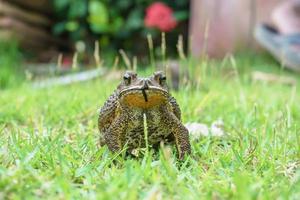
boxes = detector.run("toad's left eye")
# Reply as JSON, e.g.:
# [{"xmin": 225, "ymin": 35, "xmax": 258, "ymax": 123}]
[
  {"xmin": 159, "ymin": 75, "xmax": 166, "ymax": 85},
  {"xmin": 123, "ymin": 74, "xmax": 131, "ymax": 85}
]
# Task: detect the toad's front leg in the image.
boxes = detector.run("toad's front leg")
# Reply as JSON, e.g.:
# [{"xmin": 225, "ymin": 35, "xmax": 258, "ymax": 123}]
[{"xmin": 161, "ymin": 108, "xmax": 191, "ymax": 160}]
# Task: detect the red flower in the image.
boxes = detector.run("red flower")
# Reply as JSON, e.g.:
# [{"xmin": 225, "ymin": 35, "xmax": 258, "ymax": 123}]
[{"xmin": 144, "ymin": 2, "xmax": 177, "ymax": 32}]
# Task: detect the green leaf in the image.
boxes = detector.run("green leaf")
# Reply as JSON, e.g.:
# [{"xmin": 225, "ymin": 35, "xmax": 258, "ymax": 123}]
[
  {"xmin": 111, "ymin": 17, "xmax": 124, "ymax": 33},
  {"xmin": 125, "ymin": 9, "xmax": 143, "ymax": 30},
  {"xmin": 174, "ymin": 11, "xmax": 189, "ymax": 21},
  {"xmin": 65, "ymin": 21, "xmax": 79, "ymax": 32},
  {"xmin": 114, "ymin": 0, "xmax": 133, "ymax": 9},
  {"xmin": 68, "ymin": 1, "xmax": 87, "ymax": 18},
  {"xmin": 53, "ymin": 0, "xmax": 69, "ymax": 10},
  {"xmin": 88, "ymin": 1, "xmax": 109, "ymax": 33},
  {"xmin": 53, "ymin": 22, "xmax": 67, "ymax": 35}
]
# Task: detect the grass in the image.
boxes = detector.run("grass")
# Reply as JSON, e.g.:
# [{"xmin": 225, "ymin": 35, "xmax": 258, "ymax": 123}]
[
  {"xmin": 0, "ymin": 42, "xmax": 23, "ymax": 89},
  {"xmin": 0, "ymin": 52, "xmax": 299, "ymax": 199}
]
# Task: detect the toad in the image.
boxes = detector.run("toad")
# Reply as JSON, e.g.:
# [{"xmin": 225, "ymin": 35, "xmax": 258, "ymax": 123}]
[{"xmin": 98, "ymin": 71, "xmax": 191, "ymax": 159}]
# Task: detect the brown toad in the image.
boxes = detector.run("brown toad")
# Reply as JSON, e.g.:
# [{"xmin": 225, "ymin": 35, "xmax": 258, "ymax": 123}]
[{"xmin": 98, "ymin": 71, "xmax": 191, "ymax": 159}]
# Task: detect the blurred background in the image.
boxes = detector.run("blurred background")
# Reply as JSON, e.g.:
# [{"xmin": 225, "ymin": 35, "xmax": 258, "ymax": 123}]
[
  {"xmin": 0, "ymin": 0, "xmax": 299, "ymax": 89},
  {"xmin": 0, "ymin": 0, "xmax": 189, "ymax": 60}
]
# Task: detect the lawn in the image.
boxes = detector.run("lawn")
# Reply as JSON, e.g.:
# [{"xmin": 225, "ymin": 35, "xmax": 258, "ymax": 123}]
[{"xmin": 0, "ymin": 53, "xmax": 299, "ymax": 199}]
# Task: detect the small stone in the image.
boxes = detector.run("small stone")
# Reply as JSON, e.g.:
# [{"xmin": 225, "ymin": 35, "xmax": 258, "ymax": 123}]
[
  {"xmin": 185, "ymin": 122, "xmax": 209, "ymax": 140},
  {"xmin": 185, "ymin": 119, "xmax": 226, "ymax": 140},
  {"xmin": 210, "ymin": 119, "xmax": 225, "ymax": 137}
]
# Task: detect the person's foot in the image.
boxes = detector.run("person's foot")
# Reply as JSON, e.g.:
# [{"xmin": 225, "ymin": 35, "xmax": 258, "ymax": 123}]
[{"xmin": 254, "ymin": 24, "xmax": 300, "ymax": 72}]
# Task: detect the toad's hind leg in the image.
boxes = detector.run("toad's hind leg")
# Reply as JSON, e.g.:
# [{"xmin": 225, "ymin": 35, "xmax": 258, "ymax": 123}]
[{"xmin": 98, "ymin": 92, "xmax": 118, "ymax": 146}]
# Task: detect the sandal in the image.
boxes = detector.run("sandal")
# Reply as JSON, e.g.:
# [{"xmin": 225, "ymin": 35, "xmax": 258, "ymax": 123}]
[{"xmin": 255, "ymin": 24, "xmax": 300, "ymax": 72}]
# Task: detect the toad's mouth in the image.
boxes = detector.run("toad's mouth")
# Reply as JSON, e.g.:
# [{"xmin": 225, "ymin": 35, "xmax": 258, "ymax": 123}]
[
  {"xmin": 119, "ymin": 86, "xmax": 168, "ymax": 109},
  {"xmin": 119, "ymin": 85, "xmax": 168, "ymax": 99}
]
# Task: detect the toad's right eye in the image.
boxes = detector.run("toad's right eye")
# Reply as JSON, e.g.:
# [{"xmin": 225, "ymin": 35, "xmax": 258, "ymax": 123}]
[{"xmin": 123, "ymin": 74, "xmax": 131, "ymax": 85}]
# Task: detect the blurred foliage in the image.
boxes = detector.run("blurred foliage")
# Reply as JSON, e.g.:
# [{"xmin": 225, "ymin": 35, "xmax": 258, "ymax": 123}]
[
  {"xmin": 53, "ymin": 0, "xmax": 189, "ymax": 54},
  {"xmin": 0, "ymin": 42, "xmax": 23, "ymax": 89}
]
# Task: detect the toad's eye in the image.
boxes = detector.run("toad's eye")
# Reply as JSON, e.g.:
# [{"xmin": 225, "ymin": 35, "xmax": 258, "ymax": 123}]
[
  {"xmin": 159, "ymin": 75, "xmax": 166, "ymax": 85},
  {"xmin": 123, "ymin": 74, "xmax": 131, "ymax": 85}
]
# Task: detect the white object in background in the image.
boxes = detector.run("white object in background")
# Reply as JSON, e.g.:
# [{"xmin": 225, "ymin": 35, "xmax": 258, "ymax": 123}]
[
  {"xmin": 210, "ymin": 119, "xmax": 225, "ymax": 137},
  {"xmin": 32, "ymin": 68, "xmax": 105, "ymax": 88},
  {"xmin": 185, "ymin": 119, "xmax": 226, "ymax": 140},
  {"xmin": 185, "ymin": 122, "xmax": 209, "ymax": 140}
]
